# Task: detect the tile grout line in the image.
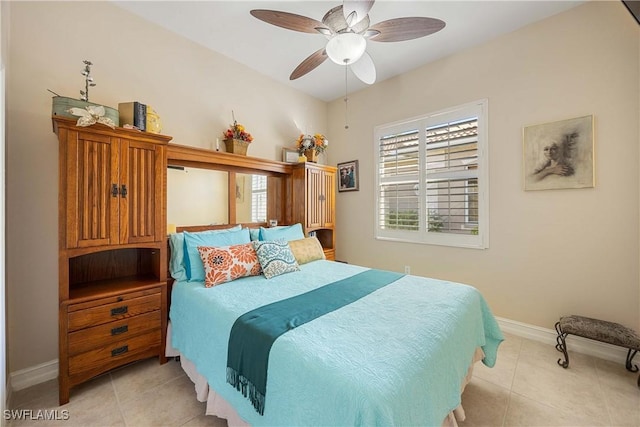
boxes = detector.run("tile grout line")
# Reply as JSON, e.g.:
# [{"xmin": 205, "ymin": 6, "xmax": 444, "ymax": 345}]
[
  {"xmin": 109, "ymin": 372, "xmax": 129, "ymax": 427},
  {"xmin": 500, "ymin": 337, "xmax": 524, "ymax": 427},
  {"xmin": 593, "ymin": 360, "xmax": 616, "ymax": 427}
]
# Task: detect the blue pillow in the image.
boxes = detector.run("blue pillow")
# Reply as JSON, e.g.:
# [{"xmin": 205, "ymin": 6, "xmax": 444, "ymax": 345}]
[
  {"xmin": 259, "ymin": 223, "xmax": 305, "ymax": 242},
  {"xmin": 168, "ymin": 232, "xmax": 187, "ymax": 282},
  {"xmin": 248, "ymin": 228, "xmax": 260, "ymax": 241},
  {"xmin": 171, "ymin": 226, "xmax": 244, "ymax": 282},
  {"xmin": 183, "ymin": 226, "xmax": 249, "ymax": 282}
]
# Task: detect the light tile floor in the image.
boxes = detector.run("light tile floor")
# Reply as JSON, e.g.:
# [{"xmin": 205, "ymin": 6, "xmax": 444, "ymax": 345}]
[{"xmin": 7, "ymin": 333, "xmax": 640, "ymax": 427}]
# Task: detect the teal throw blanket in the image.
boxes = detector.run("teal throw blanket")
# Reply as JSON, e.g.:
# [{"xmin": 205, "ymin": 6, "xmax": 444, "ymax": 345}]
[{"xmin": 226, "ymin": 269, "xmax": 404, "ymax": 415}]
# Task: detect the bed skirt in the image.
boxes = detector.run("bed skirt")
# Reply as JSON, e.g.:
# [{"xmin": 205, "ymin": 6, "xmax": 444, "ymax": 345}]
[{"xmin": 166, "ymin": 322, "xmax": 481, "ymax": 427}]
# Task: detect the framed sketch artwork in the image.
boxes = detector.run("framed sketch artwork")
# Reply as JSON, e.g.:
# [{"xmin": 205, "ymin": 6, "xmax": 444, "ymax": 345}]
[
  {"xmin": 337, "ymin": 160, "xmax": 359, "ymax": 192},
  {"xmin": 523, "ymin": 115, "xmax": 594, "ymax": 191}
]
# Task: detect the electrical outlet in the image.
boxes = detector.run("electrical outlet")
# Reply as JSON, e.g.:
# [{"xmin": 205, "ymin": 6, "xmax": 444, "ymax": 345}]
[{"xmin": 404, "ymin": 265, "xmax": 411, "ymax": 274}]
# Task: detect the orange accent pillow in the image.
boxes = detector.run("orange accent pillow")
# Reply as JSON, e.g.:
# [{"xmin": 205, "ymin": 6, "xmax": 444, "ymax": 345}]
[{"xmin": 197, "ymin": 243, "xmax": 262, "ymax": 288}]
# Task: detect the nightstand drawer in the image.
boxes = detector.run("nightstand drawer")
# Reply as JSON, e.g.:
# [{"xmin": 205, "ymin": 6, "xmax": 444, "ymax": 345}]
[
  {"xmin": 68, "ymin": 293, "xmax": 160, "ymax": 332},
  {"xmin": 68, "ymin": 310, "xmax": 161, "ymax": 356},
  {"xmin": 68, "ymin": 329, "xmax": 161, "ymax": 376}
]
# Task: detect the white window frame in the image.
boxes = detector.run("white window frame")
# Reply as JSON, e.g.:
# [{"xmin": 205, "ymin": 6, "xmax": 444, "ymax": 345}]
[
  {"xmin": 250, "ymin": 174, "xmax": 267, "ymax": 223},
  {"xmin": 374, "ymin": 99, "xmax": 489, "ymax": 249}
]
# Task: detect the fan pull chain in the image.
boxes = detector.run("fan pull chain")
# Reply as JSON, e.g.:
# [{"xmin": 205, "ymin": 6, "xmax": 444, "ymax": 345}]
[{"xmin": 344, "ymin": 64, "xmax": 349, "ymax": 130}]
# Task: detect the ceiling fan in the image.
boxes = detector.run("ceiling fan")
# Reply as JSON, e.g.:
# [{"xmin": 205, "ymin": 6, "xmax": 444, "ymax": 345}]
[{"xmin": 250, "ymin": 0, "xmax": 446, "ymax": 85}]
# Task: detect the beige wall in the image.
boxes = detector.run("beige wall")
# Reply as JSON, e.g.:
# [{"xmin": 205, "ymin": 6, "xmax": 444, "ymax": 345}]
[
  {"xmin": 328, "ymin": 1, "xmax": 640, "ymax": 331},
  {"xmin": 5, "ymin": 2, "xmax": 327, "ymax": 372}
]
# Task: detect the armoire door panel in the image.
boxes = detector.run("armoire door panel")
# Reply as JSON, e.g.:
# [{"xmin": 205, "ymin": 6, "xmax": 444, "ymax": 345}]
[
  {"xmin": 306, "ymin": 168, "xmax": 323, "ymax": 228},
  {"xmin": 322, "ymin": 171, "xmax": 335, "ymax": 227},
  {"xmin": 66, "ymin": 131, "xmax": 118, "ymax": 248},
  {"xmin": 122, "ymin": 140, "xmax": 160, "ymax": 244}
]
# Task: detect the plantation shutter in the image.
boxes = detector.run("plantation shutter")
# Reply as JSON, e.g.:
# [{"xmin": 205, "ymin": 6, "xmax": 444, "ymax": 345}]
[
  {"xmin": 378, "ymin": 128, "xmax": 421, "ymax": 231},
  {"xmin": 425, "ymin": 117, "xmax": 479, "ymax": 235},
  {"xmin": 374, "ymin": 99, "xmax": 488, "ymax": 249}
]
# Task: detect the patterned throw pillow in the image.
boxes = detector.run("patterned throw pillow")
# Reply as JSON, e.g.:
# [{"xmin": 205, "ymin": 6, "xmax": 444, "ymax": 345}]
[
  {"xmin": 197, "ymin": 243, "xmax": 262, "ymax": 288},
  {"xmin": 288, "ymin": 237, "xmax": 326, "ymax": 265},
  {"xmin": 253, "ymin": 239, "xmax": 300, "ymax": 279}
]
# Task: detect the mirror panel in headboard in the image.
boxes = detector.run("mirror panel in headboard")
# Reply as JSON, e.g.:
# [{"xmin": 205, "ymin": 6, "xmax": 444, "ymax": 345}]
[
  {"xmin": 166, "ymin": 143, "xmax": 294, "ymax": 228},
  {"xmin": 236, "ymin": 172, "xmax": 266, "ymax": 223},
  {"xmin": 167, "ymin": 167, "xmax": 229, "ymax": 226}
]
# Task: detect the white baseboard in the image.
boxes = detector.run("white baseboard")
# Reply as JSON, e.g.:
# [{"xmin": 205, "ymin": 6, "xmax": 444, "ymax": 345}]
[
  {"xmin": 496, "ymin": 316, "xmax": 630, "ymax": 366},
  {"xmin": 9, "ymin": 359, "xmax": 58, "ymax": 392},
  {"xmin": 8, "ymin": 318, "xmax": 634, "ymax": 393}
]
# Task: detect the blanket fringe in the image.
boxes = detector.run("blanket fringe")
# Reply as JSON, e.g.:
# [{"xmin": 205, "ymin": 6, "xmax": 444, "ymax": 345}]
[{"xmin": 227, "ymin": 367, "xmax": 265, "ymax": 415}]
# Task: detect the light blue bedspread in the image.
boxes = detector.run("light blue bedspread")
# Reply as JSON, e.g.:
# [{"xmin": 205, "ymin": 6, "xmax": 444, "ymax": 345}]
[{"xmin": 170, "ymin": 260, "xmax": 503, "ymax": 426}]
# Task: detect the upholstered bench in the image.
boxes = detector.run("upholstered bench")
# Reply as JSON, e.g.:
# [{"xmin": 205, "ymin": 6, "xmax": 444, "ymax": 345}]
[{"xmin": 555, "ymin": 315, "xmax": 640, "ymax": 386}]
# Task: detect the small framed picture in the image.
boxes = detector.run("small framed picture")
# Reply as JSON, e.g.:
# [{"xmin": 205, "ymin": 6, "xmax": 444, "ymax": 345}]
[
  {"xmin": 337, "ymin": 160, "xmax": 359, "ymax": 192},
  {"xmin": 282, "ymin": 148, "xmax": 299, "ymax": 163}
]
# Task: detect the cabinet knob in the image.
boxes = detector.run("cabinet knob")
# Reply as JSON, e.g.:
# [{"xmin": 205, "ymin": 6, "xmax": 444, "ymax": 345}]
[
  {"xmin": 319, "ymin": 194, "xmax": 325, "ymax": 202},
  {"xmin": 111, "ymin": 184, "xmax": 119, "ymax": 197},
  {"xmin": 120, "ymin": 184, "xmax": 128, "ymax": 198}
]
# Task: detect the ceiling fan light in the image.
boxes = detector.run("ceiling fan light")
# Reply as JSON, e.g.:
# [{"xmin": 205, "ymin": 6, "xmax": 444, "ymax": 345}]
[{"xmin": 326, "ymin": 32, "xmax": 366, "ymax": 65}]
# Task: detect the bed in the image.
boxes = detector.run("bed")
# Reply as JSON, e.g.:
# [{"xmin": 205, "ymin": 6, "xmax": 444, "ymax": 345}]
[{"xmin": 166, "ymin": 228, "xmax": 503, "ymax": 426}]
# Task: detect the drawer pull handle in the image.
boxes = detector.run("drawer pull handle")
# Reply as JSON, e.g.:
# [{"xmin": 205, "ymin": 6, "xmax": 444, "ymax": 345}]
[
  {"xmin": 110, "ymin": 306, "xmax": 128, "ymax": 316},
  {"xmin": 111, "ymin": 345, "xmax": 129, "ymax": 357},
  {"xmin": 111, "ymin": 325, "xmax": 128, "ymax": 336}
]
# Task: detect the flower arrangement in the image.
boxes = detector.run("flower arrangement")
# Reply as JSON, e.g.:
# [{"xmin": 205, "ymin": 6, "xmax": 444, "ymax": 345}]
[
  {"xmin": 224, "ymin": 120, "xmax": 254, "ymax": 143},
  {"xmin": 295, "ymin": 133, "xmax": 328, "ymax": 155}
]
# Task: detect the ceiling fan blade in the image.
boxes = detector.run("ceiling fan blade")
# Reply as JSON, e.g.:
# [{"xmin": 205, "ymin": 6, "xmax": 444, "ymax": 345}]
[
  {"xmin": 343, "ymin": 0, "xmax": 375, "ymax": 27},
  {"xmin": 290, "ymin": 48, "xmax": 329, "ymax": 80},
  {"xmin": 369, "ymin": 17, "xmax": 445, "ymax": 42},
  {"xmin": 251, "ymin": 9, "xmax": 329, "ymax": 34},
  {"xmin": 350, "ymin": 51, "xmax": 376, "ymax": 84}
]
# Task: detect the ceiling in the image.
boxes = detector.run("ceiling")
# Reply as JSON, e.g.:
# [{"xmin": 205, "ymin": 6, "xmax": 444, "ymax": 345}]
[{"xmin": 114, "ymin": 1, "xmax": 584, "ymax": 102}]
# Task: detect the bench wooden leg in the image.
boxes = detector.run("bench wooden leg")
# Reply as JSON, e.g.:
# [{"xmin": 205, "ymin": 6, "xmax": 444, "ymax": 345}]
[{"xmin": 555, "ymin": 321, "xmax": 569, "ymax": 368}]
